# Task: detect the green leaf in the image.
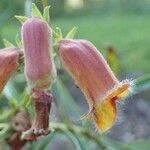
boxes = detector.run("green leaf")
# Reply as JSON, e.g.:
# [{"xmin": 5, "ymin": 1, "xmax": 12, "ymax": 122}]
[
  {"xmin": 3, "ymin": 81, "xmax": 20, "ymax": 102},
  {"xmin": 66, "ymin": 27, "xmax": 77, "ymax": 39},
  {"xmin": 52, "ymin": 78, "xmax": 81, "ymax": 121},
  {"xmin": 43, "ymin": 6, "xmax": 51, "ymax": 23},
  {"xmin": 20, "ymin": 89, "xmax": 30, "ymax": 107},
  {"xmin": 106, "ymin": 46, "xmax": 120, "ymax": 76},
  {"xmin": 9, "ymin": 99, "xmax": 18, "ymax": 108},
  {"xmin": 124, "ymin": 140, "xmax": 150, "ymax": 150},
  {"xmin": 53, "ymin": 30, "xmax": 60, "ymax": 39},
  {"xmin": 73, "ymin": 133, "xmax": 87, "ymax": 150},
  {"xmin": 64, "ymin": 130, "xmax": 83, "ymax": 150},
  {"xmin": 15, "ymin": 34, "xmax": 22, "ymax": 47},
  {"xmin": 56, "ymin": 27, "xmax": 63, "ymax": 38},
  {"xmin": 15, "ymin": 15, "xmax": 28, "ymax": 24},
  {"xmin": 0, "ymin": 124, "xmax": 11, "ymax": 143},
  {"xmin": 134, "ymin": 74, "xmax": 150, "ymax": 94},
  {"xmin": 37, "ymin": 133, "xmax": 57, "ymax": 150},
  {"xmin": 32, "ymin": 3, "xmax": 43, "ymax": 18},
  {"xmin": 0, "ymin": 109, "xmax": 17, "ymax": 122},
  {"xmin": 53, "ymin": 124, "xmax": 83, "ymax": 150},
  {"xmin": 3, "ymin": 39, "xmax": 15, "ymax": 48},
  {"xmin": 54, "ymin": 27, "xmax": 63, "ymax": 42},
  {"xmin": 100, "ymin": 136, "xmax": 128, "ymax": 150}
]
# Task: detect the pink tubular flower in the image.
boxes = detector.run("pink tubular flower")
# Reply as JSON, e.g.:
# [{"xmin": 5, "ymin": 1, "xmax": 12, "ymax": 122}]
[
  {"xmin": 22, "ymin": 17, "xmax": 56, "ymax": 90},
  {"xmin": 59, "ymin": 39, "xmax": 131, "ymax": 132},
  {"xmin": 22, "ymin": 18, "xmax": 55, "ymax": 140},
  {"xmin": 0, "ymin": 48, "xmax": 21, "ymax": 92}
]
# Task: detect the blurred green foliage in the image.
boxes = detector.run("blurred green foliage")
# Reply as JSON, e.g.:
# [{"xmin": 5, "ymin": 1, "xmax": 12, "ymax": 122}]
[{"xmin": 0, "ymin": 0, "xmax": 150, "ymax": 73}]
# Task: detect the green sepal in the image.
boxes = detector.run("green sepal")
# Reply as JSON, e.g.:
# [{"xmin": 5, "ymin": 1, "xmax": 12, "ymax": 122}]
[
  {"xmin": 66, "ymin": 27, "xmax": 77, "ymax": 39},
  {"xmin": 9, "ymin": 99, "xmax": 18, "ymax": 108},
  {"xmin": 32, "ymin": 3, "xmax": 43, "ymax": 19},
  {"xmin": 15, "ymin": 15, "xmax": 28, "ymax": 24},
  {"xmin": 54, "ymin": 27, "xmax": 63, "ymax": 42},
  {"xmin": 43, "ymin": 6, "xmax": 51, "ymax": 23},
  {"xmin": 3, "ymin": 39, "xmax": 15, "ymax": 48},
  {"xmin": 15, "ymin": 34, "xmax": 22, "ymax": 48}
]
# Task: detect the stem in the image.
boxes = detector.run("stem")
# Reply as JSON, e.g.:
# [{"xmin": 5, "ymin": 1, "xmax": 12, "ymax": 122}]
[
  {"xmin": 42, "ymin": 0, "xmax": 48, "ymax": 8},
  {"xmin": 25, "ymin": 0, "xmax": 32, "ymax": 17}
]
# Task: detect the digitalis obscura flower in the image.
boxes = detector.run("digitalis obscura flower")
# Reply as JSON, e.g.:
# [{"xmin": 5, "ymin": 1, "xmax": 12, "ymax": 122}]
[{"xmin": 59, "ymin": 39, "xmax": 132, "ymax": 132}]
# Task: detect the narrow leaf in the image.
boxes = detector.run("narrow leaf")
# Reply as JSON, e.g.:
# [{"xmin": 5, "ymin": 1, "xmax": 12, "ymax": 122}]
[
  {"xmin": 124, "ymin": 140, "xmax": 150, "ymax": 150},
  {"xmin": 3, "ymin": 39, "xmax": 15, "ymax": 48},
  {"xmin": 0, "ymin": 124, "xmax": 11, "ymax": 143},
  {"xmin": 66, "ymin": 27, "xmax": 77, "ymax": 39},
  {"xmin": 54, "ymin": 27, "xmax": 63, "ymax": 42},
  {"xmin": 3, "ymin": 81, "xmax": 20, "ymax": 102},
  {"xmin": 43, "ymin": 6, "xmax": 51, "ymax": 24},
  {"xmin": 64, "ymin": 131, "xmax": 83, "ymax": 150},
  {"xmin": 134, "ymin": 74, "xmax": 150, "ymax": 94},
  {"xmin": 53, "ymin": 30, "xmax": 60, "ymax": 39},
  {"xmin": 15, "ymin": 34, "xmax": 22, "ymax": 47},
  {"xmin": 37, "ymin": 133, "xmax": 57, "ymax": 150},
  {"xmin": 106, "ymin": 46, "xmax": 119, "ymax": 76},
  {"xmin": 52, "ymin": 78, "xmax": 81, "ymax": 120},
  {"xmin": 15, "ymin": 15, "xmax": 28, "ymax": 24},
  {"xmin": 32, "ymin": 3, "xmax": 43, "ymax": 18}
]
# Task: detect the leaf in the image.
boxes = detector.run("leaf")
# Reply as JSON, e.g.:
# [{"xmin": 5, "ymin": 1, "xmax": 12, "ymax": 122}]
[
  {"xmin": 0, "ymin": 124, "xmax": 11, "ymax": 143},
  {"xmin": 53, "ymin": 30, "xmax": 60, "ymax": 39},
  {"xmin": 37, "ymin": 133, "xmax": 57, "ymax": 150},
  {"xmin": 106, "ymin": 46, "xmax": 119, "ymax": 76},
  {"xmin": 3, "ymin": 81, "xmax": 20, "ymax": 102},
  {"xmin": 3, "ymin": 39, "xmax": 15, "ymax": 48},
  {"xmin": 15, "ymin": 34, "xmax": 22, "ymax": 47},
  {"xmin": 54, "ymin": 124, "xmax": 83, "ymax": 150},
  {"xmin": 100, "ymin": 136, "xmax": 128, "ymax": 150},
  {"xmin": 124, "ymin": 140, "xmax": 150, "ymax": 150},
  {"xmin": 15, "ymin": 15, "xmax": 28, "ymax": 24},
  {"xmin": 134, "ymin": 74, "xmax": 150, "ymax": 94},
  {"xmin": 72, "ymin": 133, "xmax": 87, "ymax": 150},
  {"xmin": 52, "ymin": 78, "xmax": 81, "ymax": 121},
  {"xmin": 54, "ymin": 27, "xmax": 63, "ymax": 42},
  {"xmin": 43, "ymin": 6, "xmax": 51, "ymax": 24},
  {"xmin": 66, "ymin": 27, "xmax": 77, "ymax": 39},
  {"xmin": 56, "ymin": 27, "xmax": 63, "ymax": 38},
  {"xmin": 20, "ymin": 89, "xmax": 30, "ymax": 107},
  {"xmin": 0, "ymin": 109, "xmax": 17, "ymax": 123},
  {"xmin": 64, "ymin": 130, "xmax": 83, "ymax": 150},
  {"xmin": 32, "ymin": 3, "xmax": 43, "ymax": 19},
  {"xmin": 9, "ymin": 99, "xmax": 18, "ymax": 108}
]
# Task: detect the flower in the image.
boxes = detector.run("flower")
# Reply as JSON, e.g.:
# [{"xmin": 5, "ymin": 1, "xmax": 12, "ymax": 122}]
[
  {"xmin": 22, "ymin": 18, "xmax": 56, "ymax": 140},
  {"xmin": 59, "ymin": 39, "xmax": 131, "ymax": 132},
  {"xmin": 22, "ymin": 17, "xmax": 56, "ymax": 90},
  {"xmin": 0, "ymin": 48, "xmax": 21, "ymax": 93}
]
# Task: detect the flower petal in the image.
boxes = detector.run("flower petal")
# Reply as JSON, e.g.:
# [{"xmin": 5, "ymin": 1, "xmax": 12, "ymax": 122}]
[{"xmin": 93, "ymin": 98, "xmax": 116, "ymax": 132}]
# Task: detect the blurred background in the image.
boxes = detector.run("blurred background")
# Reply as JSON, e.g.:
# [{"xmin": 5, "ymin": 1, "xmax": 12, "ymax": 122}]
[{"xmin": 0, "ymin": 0, "xmax": 150, "ymax": 150}]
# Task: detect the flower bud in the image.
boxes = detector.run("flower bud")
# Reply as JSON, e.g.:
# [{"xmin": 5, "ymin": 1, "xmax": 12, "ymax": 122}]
[
  {"xmin": 22, "ymin": 17, "xmax": 56, "ymax": 90},
  {"xmin": 59, "ymin": 39, "xmax": 131, "ymax": 132},
  {"xmin": 0, "ymin": 48, "xmax": 21, "ymax": 92}
]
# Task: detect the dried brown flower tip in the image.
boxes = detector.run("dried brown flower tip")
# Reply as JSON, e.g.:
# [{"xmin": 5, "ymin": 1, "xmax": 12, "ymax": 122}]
[
  {"xmin": 21, "ymin": 89, "xmax": 53, "ymax": 140},
  {"xmin": 8, "ymin": 110, "xmax": 31, "ymax": 150}
]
